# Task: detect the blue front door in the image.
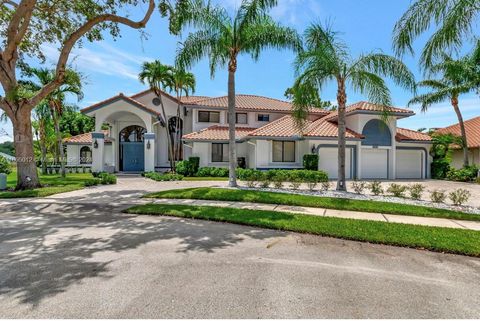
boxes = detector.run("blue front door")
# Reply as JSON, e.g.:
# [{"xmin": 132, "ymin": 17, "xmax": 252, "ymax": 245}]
[{"xmin": 121, "ymin": 142, "xmax": 144, "ymax": 172}]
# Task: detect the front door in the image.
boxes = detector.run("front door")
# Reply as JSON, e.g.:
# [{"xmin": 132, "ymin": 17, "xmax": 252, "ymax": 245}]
[{"xmin": 121, "ymin": 142, "xmax": 144, "ymax": 172}]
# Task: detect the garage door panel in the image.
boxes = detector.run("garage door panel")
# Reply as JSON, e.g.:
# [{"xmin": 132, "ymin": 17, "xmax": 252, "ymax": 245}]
[
  {"xmin": 396, "ymin": 149, "xmax": 423, "ymax": 179},
  {"xmin": 318, "ymin": 147, "xmax": 352, "ymax": 179},
  {"xmin": 361, "ymin": 149, "xmax": 388, "ymax": 179}
]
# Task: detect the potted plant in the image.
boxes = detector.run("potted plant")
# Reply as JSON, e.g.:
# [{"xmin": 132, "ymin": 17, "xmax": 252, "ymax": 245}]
[{"xmin": 0, "ymin": 155, "xmax": 12, "ymax": 190}]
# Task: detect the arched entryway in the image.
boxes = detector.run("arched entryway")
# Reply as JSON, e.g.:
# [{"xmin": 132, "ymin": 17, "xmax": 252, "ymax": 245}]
[{"xmin": 119, "ymin": 125, "xmax": 146, "ymax": 172}]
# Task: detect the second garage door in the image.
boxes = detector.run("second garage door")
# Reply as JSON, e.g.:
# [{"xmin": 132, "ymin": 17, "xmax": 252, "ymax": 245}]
[
  {"xmin": 318, "ymin": 147, "xmax": 352, "ymax": 179},
  {"xmin": 361, "ymin": 148, "xmax": 388, "ymax": 179},
  {"xmin": 396, "ymin": 149, "xmax": 424, "ymax": 179}
]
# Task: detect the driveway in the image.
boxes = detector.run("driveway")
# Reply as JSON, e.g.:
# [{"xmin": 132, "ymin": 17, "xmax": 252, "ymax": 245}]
[{"xmin": 1, "ymin": 177, "xmax": 480, "ymax": 318}]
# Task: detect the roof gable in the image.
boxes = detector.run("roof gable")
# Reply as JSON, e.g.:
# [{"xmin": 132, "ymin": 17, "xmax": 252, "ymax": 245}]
[{"xmin": 436, "ymin": 116, "xmax": 480, "ymax": 148}]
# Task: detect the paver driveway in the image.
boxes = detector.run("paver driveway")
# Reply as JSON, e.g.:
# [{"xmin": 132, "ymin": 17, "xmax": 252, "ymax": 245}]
[{"xmin": 1, "ymin": 177, "xmax": 480, "ymax": 318}]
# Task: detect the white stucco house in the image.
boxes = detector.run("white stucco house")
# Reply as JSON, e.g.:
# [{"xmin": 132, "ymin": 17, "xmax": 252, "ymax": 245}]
[{"xmin": 65, "ymin": 89, "xmax": 433, "ymax": 179}]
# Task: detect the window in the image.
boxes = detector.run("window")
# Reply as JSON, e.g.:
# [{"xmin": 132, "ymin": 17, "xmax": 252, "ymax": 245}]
[
  {"xmin": 257, "ymin": 114, "xmax": 270, "ymax": 122},
  {"xmin": 212, "ymin": 143, "xmax": 228, "ymax": 162},
  {"xmin": 80, "ymin": 146, "xmax": 92, "ymax": 164},
  {"xmin": 272, "ymin": 141, "xmax": 295, "ymax": 162},
  {"xmin": 227, "ymin": 112, "xmax": 248, "ymax": 124},
  {"xmin": 198, "ymin": 111, "xmax": 220, "ymax": 123}
]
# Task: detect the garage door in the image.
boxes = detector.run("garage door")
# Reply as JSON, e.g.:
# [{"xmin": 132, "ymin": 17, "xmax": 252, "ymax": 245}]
[
  {"xmin": 318, "ymin": 147, "xmax": 352, "ymax": 179},
  {"xmin": 361, "ymin": 149, "xmax": 388, "ymax": 179},
  {"xmin": 396, "ymin": 149, "xmax": 423, "ymax": 179}
]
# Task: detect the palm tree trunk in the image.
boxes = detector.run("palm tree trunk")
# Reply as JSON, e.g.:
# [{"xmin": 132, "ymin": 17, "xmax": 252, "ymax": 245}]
[
  {"xmin": 53, "ymin": 114, "xmax": 66, "ymax": 178},
  {"xmin": 336, "ymin": 78, "xmax": 347, "ymax": 191},
  {"xmin": 158, "ymin": 93, "xmax": 176, "ymax": 172},
  {"xmin": 39, "ymin": 121, "xmax": 48, "ymax": 175},
  {"xmin": 174, "ymin": 90, "xmax": 182, "ymax": 161},
  {"xmin": 228, "ymin": 59, "xmax": 237, "ymax": 187},
  {"xmin": 451, "ymin": 97, "xmax": 469, "ymax": 167}
]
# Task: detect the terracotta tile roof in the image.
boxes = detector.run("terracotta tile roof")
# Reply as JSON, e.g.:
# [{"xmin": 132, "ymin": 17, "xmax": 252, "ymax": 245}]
[
  {"xmin": 325, "ymin": 101, "xmax": 414, "ymax": 121},
  {"xmin": 305, "ymin": 117, "xmax": 363, "ymax": 139},
  {"xmin": 64, "ymin": 130, "xmax": 112, "ymax": 144},
  {"xmin": 182, "ymin": 126, "xmax": 254, "ymax": 141},
  {"xmin": 81, "ymin": 93, "xmax": 161, "ymax": 116},
  {"xmin": 179, "ymin": 95, "xmax": 210, "ymax": 103},
  {"xmin": 130, "ymin": 88, "xmax": 210, "ymax": 104},
  {"xmin": 436, "ymin": 116, "xmax": 480, "ymax": 148},
  {"xmin": 249, "ymin": 115, "xmax": 312, "ymax": 137},
  {"xmin": 187, "ymin": 94, "xmax": 330, "ymax": 115},
  {"xmin": 396, "ymin": 127, "xmax": 432, "ymax": 142}
]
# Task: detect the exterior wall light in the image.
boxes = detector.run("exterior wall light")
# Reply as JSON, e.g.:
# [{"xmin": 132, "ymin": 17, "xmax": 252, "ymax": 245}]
[
  {"xmin": 311, "ymin": 144, "xmax": 316, "ymax": 154},
  {"xmin": 147, "ymin": 140, "xmax": 151, "ymax": 150},
  {"xmin": 93, "ymin": 139, "xmax": 98, "ymax": 149}
]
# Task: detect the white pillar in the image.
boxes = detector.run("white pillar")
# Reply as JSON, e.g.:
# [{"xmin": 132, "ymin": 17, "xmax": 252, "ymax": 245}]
[
  {"xmin": 91, "ymin": 132, "xmax": 105, "ymax": 173},
  {"xmin": 144, "ymin": 133, "xmax": 155, "ymax": 172}
]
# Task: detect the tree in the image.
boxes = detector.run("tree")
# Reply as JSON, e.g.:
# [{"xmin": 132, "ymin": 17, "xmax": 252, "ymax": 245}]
[
  {"xmin": 292, "ymin": 23, "xmax": 416, "ymax": 191},
  {"xmin": 59, "ymin": 110, "xmax": 95, "ymax": 137},
  {"xmin": 23, "ymin": 68, "xmax": 83, "ymax": 177},
  {"xmin": 408, "ymin": 53, "xmax": 478, "ymax": 167},
  {"xmin": 166, "ymin": 67, "xmax": 195, "ymax": 163},
  {"xmin": 139, "ymin": 60, "xmax": 176, "ymax": 171},
  {"xmin": 172, "ymin": 0, "xmax": 301, "ymax": 187},
  {"xmin": 31, "ymin": 102, "xmax": 51, "ymax": 174},
  {"xmin": 0, "ymin": 0, "xmax": 155, "ymax": 189},
  {"xmin": 393, "ymin": 0, "xmax": 480, "ymax": 67}
]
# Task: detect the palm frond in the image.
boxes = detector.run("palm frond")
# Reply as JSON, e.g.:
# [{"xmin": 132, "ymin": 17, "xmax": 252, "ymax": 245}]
[
  {"xmin": 349, "ymin": 70, "xmax": 392, "ymax": 107},
  {"xmin": 236, "ymin": 0, "xmax": 277, "ymax": 32},
  {"xmin": 417, "ymin": 79, "xmax": 448, "ymax": 90},
  {"xmin": 407, "ymin": 89, "xmax": 451, "ymax": 112}
]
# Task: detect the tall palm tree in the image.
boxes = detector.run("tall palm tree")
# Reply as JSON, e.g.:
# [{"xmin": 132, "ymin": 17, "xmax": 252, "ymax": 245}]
[
  {"xmin": 32, "ymin": 102, "xmax": 51, "ymax": 175},
  {"xmin": 408, "ymin": 54, "xmax": 478, "ymax": 167},
  {"xmin": 292, "ymin": 23, "xmax": 416, "ymax": 191},
  {"xmin": 393, "ymin": 0, "xmax": 480, "ymax": 67},
  {"xmin": 23, "ymin": 67, "xmax": 83, "ymax": 177},
  {"xmin": 175, "ymin": 0, "xmax": 302, "ymax": 187},
  {"xmin": 139, "ymin": 60, "xmax": 176, "ymax": 171},
  {"xmin": 167, "ymin": 68, "xmax": 196, "ymax": 163}
]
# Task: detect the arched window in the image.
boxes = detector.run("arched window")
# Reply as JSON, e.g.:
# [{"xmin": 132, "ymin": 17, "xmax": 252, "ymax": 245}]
[
  {"xmin": 119, "ymin": 125, "xmax": 146, "ymax": 142},
  {"xmin": 168, "ymin": 117, "xmax": 183, "ymax": 161},
  {"xmin": 80, "ymin": 146, "xmax": 92, "ymax": 164},
  {"xmin": 361, "ymin": 119, "xmax": 392, "ymax": 146}
]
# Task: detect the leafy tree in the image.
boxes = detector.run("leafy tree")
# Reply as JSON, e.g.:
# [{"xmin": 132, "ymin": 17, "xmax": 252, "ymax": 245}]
[
  {"xmin": 408, "ymin": 53, "xmax": 478, "ymax": 167},
  {"xmin": 59, "ymin": 110, "xmax": 95, "ymax": 137},
  {"xmin": 393, "ymin": 0, "xmax": 480, "ymax": 67},
  {"xmin": 32, "ymin": 102, "xmax": 51, "ymax": 174},
  {"xmin": 0, "ymin": 0, "xmax": 156, "ymax": 189},
  {"xmin": 172, "ymin": 0, "xmax": 301, "ymax": 187},
  {"xmin": 0, "ymin": 141, "xmax": 14, "ymax": 156},
  {"xmin": 292, "ymin": 23, "xmax": 416, "ymax": 191},
  {"xmin": 139, "ymin": 60, "xmax": 176, "ymax": 171}
]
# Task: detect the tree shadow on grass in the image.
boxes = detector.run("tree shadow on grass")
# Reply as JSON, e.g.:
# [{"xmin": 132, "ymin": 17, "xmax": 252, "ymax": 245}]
[{"xmin": 0, "ymin": 199, "xmax": 280, "ymax": 307}]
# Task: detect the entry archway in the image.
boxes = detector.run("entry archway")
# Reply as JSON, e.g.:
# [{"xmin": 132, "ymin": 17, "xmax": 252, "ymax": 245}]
[{"xmin": 119, "ymin": 125, "xmax": 146, "ymax": 172}]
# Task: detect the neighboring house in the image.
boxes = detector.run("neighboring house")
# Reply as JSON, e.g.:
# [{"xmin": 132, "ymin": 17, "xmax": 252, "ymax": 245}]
[
  {"xmin": 436, "ymin": 116, "xmax": 480, "ymax": 169},
  {"xmin": 65, "ymin": 89, "xmax": 432, "ymax": 179}
]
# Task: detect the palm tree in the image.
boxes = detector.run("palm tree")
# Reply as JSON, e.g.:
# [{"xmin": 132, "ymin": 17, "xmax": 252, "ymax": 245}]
[
  {"xmin": 32, "ymin": 102, "xmax": 51, "ymax": 175},
  {"xmin": 408, "ymin": 54, "xmax": 478, "ymax": 167},
  {"xmin": 174, "ymin": 0, "xmax": 301, "ymax": 187},
  {"xmin": 393, "ymin": 0, "xmax": 480, "ymax": 66},
  {"xmin": 24, "ymin": 67, "xmax": 83, "ymax": 177},
  {"xmin": 292, "ymin": 23, "xmax": 416, "ymax": 191},
  {"xmin": 139, "ymin": 60, "xmax": 176, "ymax": 171},
  {"xmin": 167, "ymin": 68, "xmax": 196, "ymax": 164}
]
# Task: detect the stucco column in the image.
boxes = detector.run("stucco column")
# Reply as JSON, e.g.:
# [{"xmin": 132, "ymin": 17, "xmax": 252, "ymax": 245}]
[
  {"xmin": 144, "ymin": 133, "xmax": 155, "ymax": 172},
  {"xmin": 91, "ymin": 132, "xmax": 105, "ymax": 173}
]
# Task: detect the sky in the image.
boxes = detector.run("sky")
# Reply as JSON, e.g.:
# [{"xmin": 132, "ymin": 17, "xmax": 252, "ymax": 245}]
[{"xmin": 1, "ymin": 0, "xmax": 479, "ymax": 142}]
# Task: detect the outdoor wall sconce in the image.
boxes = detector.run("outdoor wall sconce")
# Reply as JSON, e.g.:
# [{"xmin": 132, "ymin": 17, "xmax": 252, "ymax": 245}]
[
  {"xmin": 146, "ymin": 140, "xmax": 151, "ymax": 150},
  {"xmin": 93, "ymin": 139, "xmax": 98, "ymax": 149},
  {"xmin": 311, "ymin": 144, "xmax": 316, "ymax": 154}
]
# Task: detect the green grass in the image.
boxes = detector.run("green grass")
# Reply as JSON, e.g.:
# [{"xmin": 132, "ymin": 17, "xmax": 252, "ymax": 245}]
[
  {"xmin": 1, "ymin": 170, "xmax": 93, "ymax": 198},
  {"xmin": 145, "ymin": 187, "xmax": 480, "ymax": 222},
  {"xmin": 183, "ymin": 177, "xmax": 229, "ymax": 181},
  {"xmin": 126, "ymin": 203, "xmax": 480, "ymax": 257}
]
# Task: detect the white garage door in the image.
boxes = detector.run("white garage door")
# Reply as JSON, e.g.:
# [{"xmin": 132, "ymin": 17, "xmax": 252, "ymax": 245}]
[
  {"xmin": 318, "ymin": 147, "xmax": 352, "ymax": 179},
  {"xmin": 361, "ymin": 149, "xmax": 388, "ymax": 179},
  {"xmin": 396, "ymin": 149, "xmax": 423, "ymax": 179}
]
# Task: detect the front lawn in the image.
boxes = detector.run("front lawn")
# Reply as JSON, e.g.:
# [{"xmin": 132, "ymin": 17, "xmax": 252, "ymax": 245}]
[
  {"xmin": 1, "ymin": 170, "xmax": 93, "ymax": 198},
  {"xmin": 126, "ymin": 204, "xmax": 480, "ymax": 257},
  {"xmin": 145, "ymin": 187, "xmax": 479, "ymax": 222},
  {"xmin": 183, "ymin": 177, "xmax": 229, "ymax": 181}
]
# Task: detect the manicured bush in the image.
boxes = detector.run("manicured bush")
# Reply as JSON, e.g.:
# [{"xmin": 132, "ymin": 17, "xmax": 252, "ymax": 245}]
[
  {"xmin": 408, "ymin": 183, "xmax": 425, "ymax": 200},
  {"xmin": 197, "ymin": 167, "xmax": 229, "ymax": 177},
  {"xmin": 236, "ymin": 168, "xmax": 262, "ymax": 187},
  {"xmin": 303, "ymin": 170, "xmax": 328, "ymax": 191},
  {"xmin": 188, "ymin": 157, "xmax": 200, "ymax": 176},
  {"xmin": 449, "ymin": 189, "xmax": 471, "ymax": 206},
  {"xmin": 321, "ymin": 181, "xmax": 331, "ymax": 192},
  {"xmin": 352, "ymin": 180, "xmax": 367, "ymax": 194},
  {"xmin": 84, "ymin": 178, "xmax": 101, "ymax": 186},
  {"xmin": 387, "ymin": 183, "xmax": 407, "ymax": 198},
  {"xmin": 144, "ymin": 171, "xmax": 184, "ymax": 181},
  {"xmin": 175, "ymin": 160, "xmax": 190, "ymax": 176},
  {"xmin": 431, "ymin": 159, "xmax": 451, "ymax": 179},
  {"xmin": 368, "ymin": 181, "xmax": 383, "ymax": 196},
  {"xmin": 238, "ymin": 168, "xmax": 328, "ymax": 191},
  {"xmin": 289, "ymin": 170, "xmax": 303, "ymax": 190},
  {"xmin": 430, "ymin": 189, "xmax": 447, "ymax": 203},
  {"xmin": 98, "ymin": 172, "xmax": 117, "ymax": 185},
  {"xmin": 446, "ymin": 165, "xmax": 479, "ymax": 182},
  {"xmin": 0, "ymin": 155, "xmax": 12, "ymax": 175},
  {"xmin": 303, "ymin": 154, "xmax": 319, "ymax": 171}
]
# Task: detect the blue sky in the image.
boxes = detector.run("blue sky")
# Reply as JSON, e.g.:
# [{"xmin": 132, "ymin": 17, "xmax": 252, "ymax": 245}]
[{"xmin": 1, "ymin": 0, "xmax": 479, "ymax": 142}]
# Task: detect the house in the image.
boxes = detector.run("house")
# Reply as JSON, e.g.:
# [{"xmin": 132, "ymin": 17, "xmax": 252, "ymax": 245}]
[
  {"xmin": 65, "ymin": 89, "xmax": 433, "ymax": 179},
  {"xmin": 436, "ymin": 116, "xmax": 480, "ymax": 169}
]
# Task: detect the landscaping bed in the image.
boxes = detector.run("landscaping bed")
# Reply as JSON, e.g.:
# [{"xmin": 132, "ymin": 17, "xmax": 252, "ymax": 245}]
[{"xmin": 125, "ymin": 203, "xmax": 480, "ymax": 257}]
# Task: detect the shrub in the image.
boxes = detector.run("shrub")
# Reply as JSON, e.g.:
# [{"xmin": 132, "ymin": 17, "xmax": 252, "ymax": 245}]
[
  {"xmin": 387, "ymin": 183, "xmax": 407, "ymax": 198},
  {"xmin": 430, "ymin": 189, "xmax": 447, "ymax": 203},
  {"xmin": 352, "ymin": 180, "xmax": 367, "ymax": 194},
  {"xmin": 449, "ymin": 189, "xmax": 471, "ymax": 206},
  {"xmin": 197, "ymin": 167, "xmax": 229, "ymax": 177},
  {"xmin": 236, "ymin": 168, "xmax": 262, "ymax": 188},
  {"xmin": 98, "ymin": 172, "xmax": 117, "ymax": 185},
  {"xmin": 144, "ymin": 172, "xmax": 183, "ymax": 181},
  {"xmin": 188, "ymin": 157, "xmax": 200, "ymax": 176},
  {"xmin": 408, "ymin": 183, "xmax": 425, "ymax": 200},
  {"xmin": 320, "ymin": 181, "xmax": 331, "ymax": 192},
  {"xmin": 303, "ymin": 154, "xmax": 319, "ymax": 171},
  {"xmin": 175, "ymin": 160, "xmax": 190, "ymax": 176},
  {"xmin": 446, "ymin": 165, "xmax": 479, "ymax": 182},
  {"xmin": 431, "ymin": 159, "xmax": 451, "ymax": 179},
  {"xmin": 0, "ymin": 155, "xmax": 12, "ymax": 175},
  {"xmin": 84, "ymin": 178, "xmax": 101, "ymax": 187},
  {"xmin": 289, "ymin": 170, "xmax": 303, "ymax": 190},
  {"xmin": 271, "ymin": 169, "xmax": 288, "ymax": 189},
  {"xmin": 92, "ymin": 171, "xmax": 105, "ymax": 178},
  {"xmin": 368, "ymin": 181, "xmax": 383, "ymax": 196},
  {"xmin": 476, "ymin": 176, "xmax": 480, "ymax": 184},
  {"xmin": 303, "ymin": 170, "xmax": 328, "ymax": 191}
]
